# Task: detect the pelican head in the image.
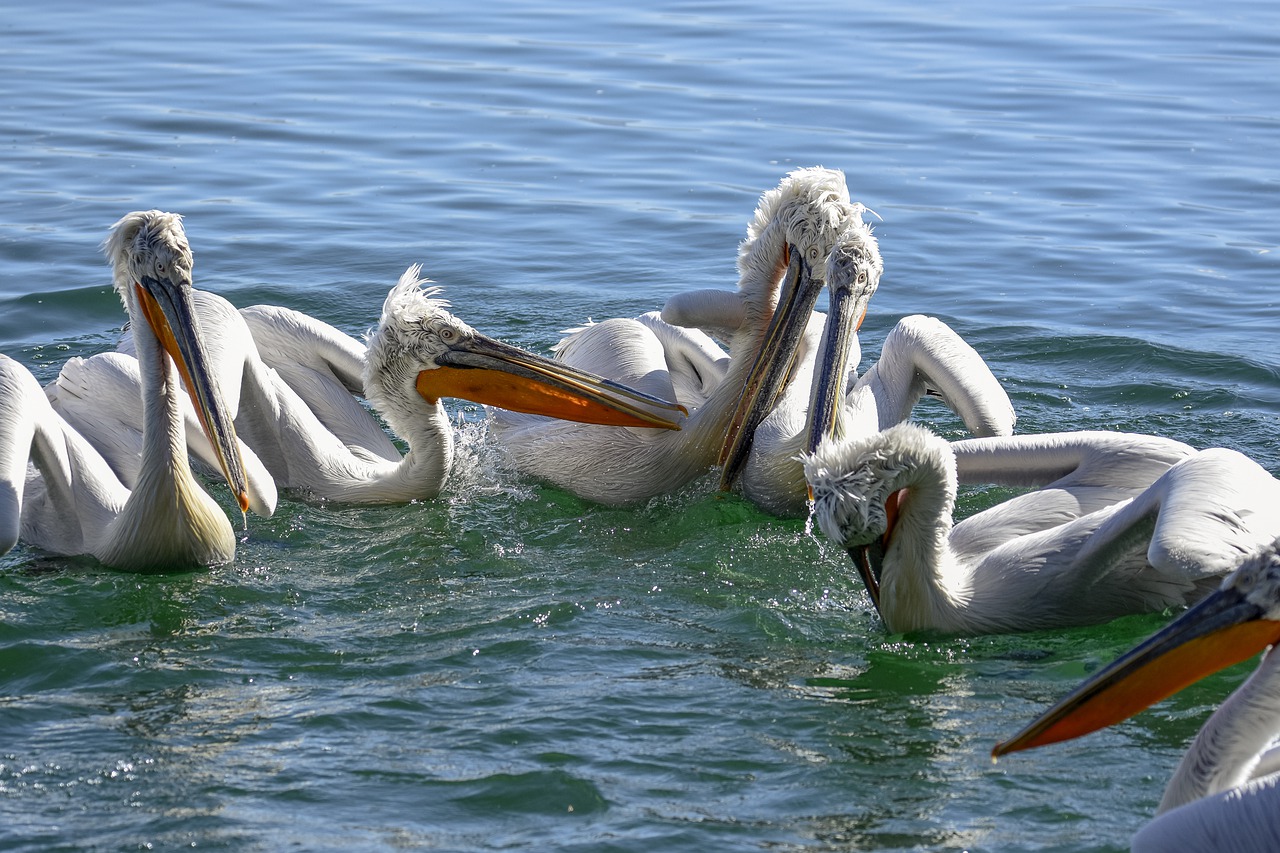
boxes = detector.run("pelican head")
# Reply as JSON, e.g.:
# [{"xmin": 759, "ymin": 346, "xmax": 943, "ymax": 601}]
[
  {"xmin": 364, "ymin": 265, "xmax": 686, "ymax": 430},
  {"xmin": 803, "ymin": 218, "xmax": 884, "ymax": 452},
  {"xmin": 803, "ymin": 422, "xmax": 951, "ymax": 614},
  {"xmin": 737, "ymin": 167, "xmax": 859, "ymax": 291},
  {"xmin": 993, "ymin": 538, "xmax": 1280, "ymax": 759},
  {"xmin": 103, "ymin": 210, "xmax": 250, "ymax": 514},
  {"xmin": 718, "ymin": 167, "xmax": 872, "ymax": 488}
]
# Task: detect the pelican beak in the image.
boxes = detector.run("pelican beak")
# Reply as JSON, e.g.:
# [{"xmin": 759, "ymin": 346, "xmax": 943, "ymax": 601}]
[
  {"xmin": 851, "ymin": 541, "xmax": 884, "ymax": 614},
  {"xmin": 803, "ymin": 267, "xmax": 872, "ymax": 454},
  {"xmin": 992, "ymin": 583, "xmax": 1280, "ymax": 759},
  {"xmin": 416, "ymin": 332, "xmax": 686, "ymax": 429},
  {"xmin": 846, "ymin": 487, "xmax": 902, "ymax": 617},
  {"xmin": 718, "ymin": 246, "xmax": 822, "ymax": 489},
  {"xmin": 135, "ymin": 274, "xmax": 251, "ymax": 514}
]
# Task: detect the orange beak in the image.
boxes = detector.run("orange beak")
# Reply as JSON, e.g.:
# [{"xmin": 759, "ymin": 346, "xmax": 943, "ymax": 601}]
[
  {"xmin": 415, "ymin": 330, "xmax": 686, "ymax": 429},
  {"xmin": 993, "ymin": 583, "xmax": 1280, "ymax": 759},
  {"xmin": 135, "ymin": 276, "xmax": 250, "ymax": 514}
]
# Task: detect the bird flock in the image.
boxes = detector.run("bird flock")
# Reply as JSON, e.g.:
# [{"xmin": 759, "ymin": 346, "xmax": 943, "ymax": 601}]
[{"xmin": 3, "ymin": 168, "xmax": 1280, "ymax": 849}]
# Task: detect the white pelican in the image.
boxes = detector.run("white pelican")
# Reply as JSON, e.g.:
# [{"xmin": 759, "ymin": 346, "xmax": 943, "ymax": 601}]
[
  {"xmin": 803, "ymin": 421, "xmax": 1280, "ymax": 635},
  {"xmin": 993, "ymin": 538, "xmax": 1280, "ymax": 851},
  {"xmin": 238, "ymin": 300, "xmax": 709, "ymax": 474},
  {"xmin": 668, "ymin": 218, "xmax": 882, "ymax": 508},
  {"xmin": 1, "ymin": 212, "xmax": 251, "ymax": 571},
  {"xmin": 47, "ymin": 351, "xmax": 278, "ymax": 519},
  {"xmin": 237, "ymin": 302, "xmax": 401, "ymax": 461},
  {"xmin": 711, "ymin": 217, "xmax": 1015, "ymax": 516},
  {"xmin": 89, "ymin": 222, "xmax": 685, "ymax": 504},
  {"xmin": 489, "ymin": 167, "xmax": 861, "ymax": 505}
]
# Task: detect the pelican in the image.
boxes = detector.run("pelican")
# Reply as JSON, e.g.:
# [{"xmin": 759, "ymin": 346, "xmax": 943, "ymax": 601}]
[
  {"xmin": 1, "ymin": 212, "xmax": 251, "ymax": 571},
  {"xmin": 85, "ymin": 215, "xmax": 684, "ymax": 504},
  {"xmin": 46, "ymin": 350, "xmax": 277, "ymax": 518},
  {"xmin": 489, "ymin": 167, "xmax": 861, "ymax": 505},
  {"xmin": 803, "ymin": 421, "xmax": 1280, "ymax": 635},
  {"xmin": 237, "ymin": 300, "xmax": 709, "ymax": 473},
  {"xmin": 666, "ymin": 218, "xmax": 882, "ymax": 511},
  {"xmin": 993, "ymin": 539, "xmax": 1280, "ymax": 852},
  {"xmin": 709, "ymin": 216, "xmax": 1015, "ymax": 516}
]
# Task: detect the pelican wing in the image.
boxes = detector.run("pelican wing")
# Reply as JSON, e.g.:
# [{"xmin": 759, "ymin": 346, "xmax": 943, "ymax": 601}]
[
  {"xmin": 240, "ymin": 303, "xmax": 400, "ymax": 463},
  {"xmin": 49, "ymin": 351, "xmax": 277, "ymax": 519},
  {"xmin": 1, "ymin": 354, "xmax": 129, "ymax": 557},
  {"xmin": 1133, "ymin": 775, "xmax": 1280, "ymax": 853},
  {"xmin": 634, "ymin": 312, "xmax": 729, "ymax": 408},
  {"xmin": 851, "ymin": 315, "xmax": 1015, "ymax": 438},
  {"xmin": 951, "ymin": 431, "xmax": 1195, "ymax": 494},
  {"xmin": 550, "ymin": 317, "xmax": 681, "ymax": 405},
  {"xmin": 1067, "ymin": 448, "xmax": 1280, "ymax": 586},
  {"xmin": 660, "ymin": 288, "xmax": 747, "ymax": 347},
  {"xmin": 947, "ymin": 431, "xmax": 1200, "ymax": 561}
]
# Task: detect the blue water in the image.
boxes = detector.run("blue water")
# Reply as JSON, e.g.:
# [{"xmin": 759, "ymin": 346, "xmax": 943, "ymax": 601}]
[{"xmin": 2, "ymin": 1, "xmax": 1279, "ymax": 850}]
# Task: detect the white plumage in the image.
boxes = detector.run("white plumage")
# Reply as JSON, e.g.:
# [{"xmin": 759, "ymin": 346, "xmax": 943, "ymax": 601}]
[
  {"xmin": 490, "ymin": 167, "xmax": 863, "ymax": 505},
  {"xmin": 804, "ymin": 421, "xmax": 1280, "ymax": 634},
  {"xmin": 2, "ymin": 210, "xmax": 252, "ymax": 571}
]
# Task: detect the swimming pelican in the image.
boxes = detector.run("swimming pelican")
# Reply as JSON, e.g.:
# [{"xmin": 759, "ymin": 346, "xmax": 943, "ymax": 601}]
[
  {"xmin": 1, "ymin": 211, "xmax": 251, "ymax": 571},
  {"xmin": 993, "ymin": 538, "xmax": 1280, "ymax": 851},
  {"xmin": 803, "ymin": 421, "xmax": 1280, "ymax": 634},
  {"xmin": 667, "ymin": 218, "xmax": 882, "ymax": 509},
  {"xmin": 710, "ymin": 217, "xmax": 1015, "ymax": 516},
  {"xmin": 489, "ymin": 167, "xmax": 861, "ymax": 505},
  {"xmin": 237, "ymin": 300, "xmax": 709, "ymax": 470},
  {"xmin": 93, "ymin": 225, "xmax": 685, "ymax": 503},
  {"xmin": 47, "ymin": 350, "xmax": 277, "ymax": 519}
]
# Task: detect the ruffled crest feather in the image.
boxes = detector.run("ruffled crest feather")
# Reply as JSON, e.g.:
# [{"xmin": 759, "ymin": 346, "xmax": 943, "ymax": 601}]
[{"xmin": 379, "ymin": 263, "xmax": 450, "ymax": 329}]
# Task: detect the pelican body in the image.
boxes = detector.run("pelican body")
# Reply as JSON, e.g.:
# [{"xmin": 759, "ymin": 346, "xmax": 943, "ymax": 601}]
[
  {"xmin": 711, "ymin": 215, "xmax": 1015, "ymax": 516},
  {"xmin": 995, "ymin": 540, "xmax": 1280, "ymax": 851},
  {"xmin": 804, "ymin": 422, "xmax": 1280, "ymax": 635},
  {"xmin": 490, "ymin": 167, "xmax": 863, "ymax": 505},
  {"xmin": 2, "ymin": 211, "xmax": 251, "ymax": 572},
  {"xmin": 91, "ymin": 262, "xmax": 685, "ymax": 504}
]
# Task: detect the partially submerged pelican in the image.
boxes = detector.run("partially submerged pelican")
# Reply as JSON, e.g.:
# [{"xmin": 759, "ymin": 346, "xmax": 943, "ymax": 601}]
[
  {"xmin": 804, "ymin": 421, "xmax": 1280, "ymax": 635},
  {"xmin": 2, "ymin": 211, "xmax": 251, "ymax": 571},
  {"xmin": 710, "ymin": 216, "xmax": 1014, "ymax": 516},
  {"xmin": 489, "ymin": 167, "xmax": 862, "ymax": 505}
]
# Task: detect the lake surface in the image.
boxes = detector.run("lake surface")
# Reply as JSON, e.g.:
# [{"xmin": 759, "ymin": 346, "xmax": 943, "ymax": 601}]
[{"xmin": 2, "ymin": 1, "xmax": 1279, "ymax": 850}]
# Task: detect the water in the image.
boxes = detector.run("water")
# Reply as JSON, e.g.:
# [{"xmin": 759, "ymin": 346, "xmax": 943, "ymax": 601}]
[{"xmin": 2, "ymin": 1, "xmax": 1279, "ymax": 850}]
